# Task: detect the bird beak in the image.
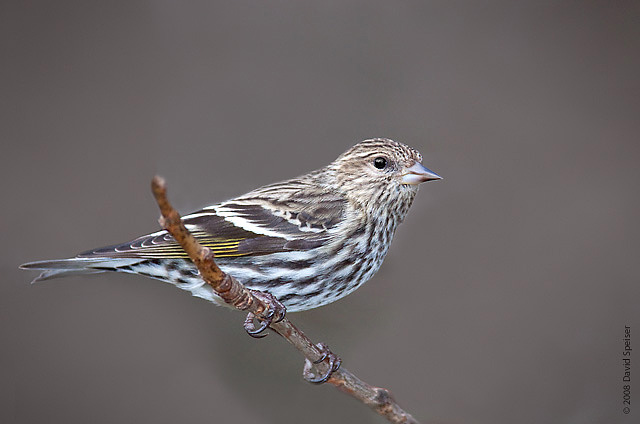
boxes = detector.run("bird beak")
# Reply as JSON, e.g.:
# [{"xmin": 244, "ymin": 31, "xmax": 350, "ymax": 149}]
[{"xmin": 401, "ymin": 162, "xmax": 442, "ymax": 185}]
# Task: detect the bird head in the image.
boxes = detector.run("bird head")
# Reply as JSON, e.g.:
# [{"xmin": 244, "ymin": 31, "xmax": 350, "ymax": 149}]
[{"xmin": 329, "ymin": 138, "xmax": 441, "ymax": 208}]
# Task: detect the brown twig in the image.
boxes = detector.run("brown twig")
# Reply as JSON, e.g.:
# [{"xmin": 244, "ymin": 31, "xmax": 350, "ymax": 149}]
[{"xmin": 151, "ymin": 175, "xmax": 419, "ymax": 424}]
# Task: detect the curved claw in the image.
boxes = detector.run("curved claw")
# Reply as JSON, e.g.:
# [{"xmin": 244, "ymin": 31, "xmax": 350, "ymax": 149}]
[
  {"xmin": 242, "ymin": 291, "xmax": 287, "ymax": 338},
  {"xmin": 305, "ymin": 343, "xmax": 342, "ymax": 384},
  {"xmin": 243, "ymin": 312, "xmax": 269, "ymax": 338},
  {"xmin": 263, "ymin": 305, "xmax": 275, "ymax": 321},
  {"xmin": 313, "ymin": 351, "xmax": 327, "ymax": 364}
]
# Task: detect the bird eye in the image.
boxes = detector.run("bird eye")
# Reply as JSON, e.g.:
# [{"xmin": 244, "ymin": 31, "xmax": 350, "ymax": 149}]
[{"xmin": 373, "ymin": 157, "xmax": 387, "ymax": 169}]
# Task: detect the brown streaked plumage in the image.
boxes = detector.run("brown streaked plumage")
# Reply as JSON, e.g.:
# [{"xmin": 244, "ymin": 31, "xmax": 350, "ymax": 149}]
[{"xmin": 21, "ymin": 138, "xmax": 441, "ymax": 312}]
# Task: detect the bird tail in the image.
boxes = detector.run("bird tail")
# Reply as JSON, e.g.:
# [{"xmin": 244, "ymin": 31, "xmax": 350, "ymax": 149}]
[{"xmin": 20, "ymin": 258, "xmax": 143, "ymax": 283}]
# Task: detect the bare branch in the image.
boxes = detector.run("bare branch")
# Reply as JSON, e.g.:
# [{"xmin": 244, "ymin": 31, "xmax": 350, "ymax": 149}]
[{"xmin": 151, "ymin": 175, "xmax": 419, "ymax": 424}]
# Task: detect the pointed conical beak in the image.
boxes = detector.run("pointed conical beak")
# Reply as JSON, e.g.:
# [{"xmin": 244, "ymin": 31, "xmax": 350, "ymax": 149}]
[{"xmin": 401, "ymin": 162, "xmax": 442, "ymax": 185}]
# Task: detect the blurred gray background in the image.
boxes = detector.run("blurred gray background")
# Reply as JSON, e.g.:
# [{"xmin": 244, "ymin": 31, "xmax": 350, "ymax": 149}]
[{"xmin": 2, "ymin": 2, "xmax": 639, "ymax": 423}]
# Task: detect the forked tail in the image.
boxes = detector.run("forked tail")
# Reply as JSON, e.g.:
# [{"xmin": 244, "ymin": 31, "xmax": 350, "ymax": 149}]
[{"xmin": 20, "ymin": 258, "xmax": 143, "ymax": 283}]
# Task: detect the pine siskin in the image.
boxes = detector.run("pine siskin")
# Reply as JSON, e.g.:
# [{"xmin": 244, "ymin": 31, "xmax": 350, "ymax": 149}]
[{"xmin": 21, "ymin": 138, "xmax": 441, "ymax": 312}]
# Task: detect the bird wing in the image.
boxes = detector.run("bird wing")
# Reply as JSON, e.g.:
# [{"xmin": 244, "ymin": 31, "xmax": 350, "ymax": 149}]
[{"xmin": 78, "ymin": 181, "xmax": 346, "ymax": 259}]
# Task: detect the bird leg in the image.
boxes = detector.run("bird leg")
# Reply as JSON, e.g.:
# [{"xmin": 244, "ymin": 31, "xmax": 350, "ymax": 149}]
[
  {"xmin": 243, "ymin": 290, "xmax": 286, "ymax": 338},
  {"xmin": 303, "ymin": 342, "xmax": 342, "ymax": 384}
]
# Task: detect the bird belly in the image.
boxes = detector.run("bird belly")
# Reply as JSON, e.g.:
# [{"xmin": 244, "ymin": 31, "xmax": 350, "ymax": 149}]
[
  {"xmin": 117, "ymin": 238, "xmax": 387, "ymax": 313},
  {"xmin": 115, "ymin": 218, "xmax": 393, "ymax": 313}
]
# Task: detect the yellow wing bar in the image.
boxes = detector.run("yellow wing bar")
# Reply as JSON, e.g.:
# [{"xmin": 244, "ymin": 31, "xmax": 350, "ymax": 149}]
[{"xmin": 136, "ymin": 236, "xmax": 250, "ymax": 259}]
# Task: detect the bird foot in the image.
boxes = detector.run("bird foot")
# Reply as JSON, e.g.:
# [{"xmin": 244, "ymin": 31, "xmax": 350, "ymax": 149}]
[
  {"xmin": 243, "ymin": 290, "xmax": 286, "ymax": 338},
  {"xmin": 303, "ymin": 343, "xmax": 342, "ymax": 384}
]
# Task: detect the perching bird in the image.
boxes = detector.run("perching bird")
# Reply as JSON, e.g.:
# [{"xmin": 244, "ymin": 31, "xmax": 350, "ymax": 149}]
[{"xmin": 21, "ymin": 138, "xmax": 441, "ymax": 312}]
